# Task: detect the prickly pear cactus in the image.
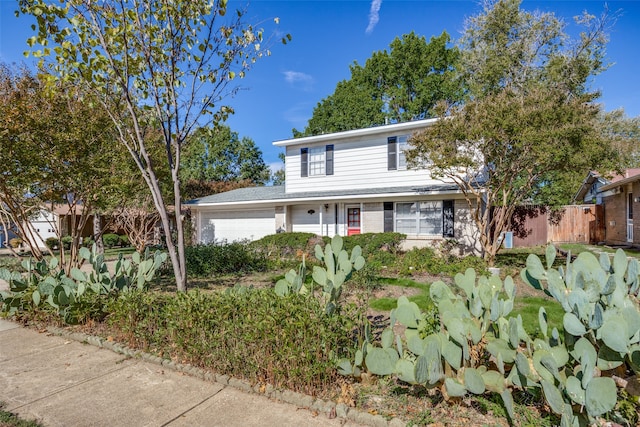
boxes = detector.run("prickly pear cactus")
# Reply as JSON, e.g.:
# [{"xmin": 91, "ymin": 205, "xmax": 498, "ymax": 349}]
[
  {"xmin": 274, "ymin": 235, "xmax": 365, "ymax": 315},
  {"xmin": 0, "ymin": 244, "xmax": 167, "ymax": 323},
  {"xmin": 522, "ymin": 245, "xmax": 640, "ymax": 425},
  {"xmin": 341, "ymin": 246, "xmax": 640, "ymax": 425}
]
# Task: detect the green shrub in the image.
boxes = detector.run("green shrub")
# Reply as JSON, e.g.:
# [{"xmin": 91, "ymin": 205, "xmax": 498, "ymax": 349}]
[
  {"xmin": 45, "ymin": 237, "xmax": 59, "ymax": 250},
  {"xmin": 119, "ymin": 234, "xmax": 130, "ymax": 247},
  {"xmin": 398, "ymin": 246, "xmax": 487, "ymax": 276},
  {"xmin": 102, "ymin": 233, "xmax": 120, "ymax": 248},
  {"xmin": 83, "ymin": 236, "xmax": 94, "ymax": 247},
  {"xmin": 184, "ymin": 242, "xmax": 267, "ymax": 277},
  {"xmin": 60, "ymin": 235, "xmax": 73, "ymax": 250},
  {"xmin": 249, "ymin": 232, "xmax": 317, "ymax": 269},
  {"xmin": 108, "ymin": 288, "xmax": 358, "ymax": 394},
  {"xmin": 342, "ymin": 232, "xmax": 405, "ymax": 256}
]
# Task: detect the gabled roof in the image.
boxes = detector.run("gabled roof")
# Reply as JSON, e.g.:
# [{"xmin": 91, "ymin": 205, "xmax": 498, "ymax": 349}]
[
  {"xmin": 573, "ymin": 171, "xmax": 605, "ymax": 202},
  {"xmin": 600, "ymin": 171, "xmax": 640, "ymax": 192},
  {"xmin": 573, "ymin": 169, "xmax": 640, "ymax": 202},
  {"xmin": 187, "ymin": 183, "xmax": 462, "ymax": 208},
  {"xmin": 272, "ymin": 118, "xmax": 438, "ymax": 147}
]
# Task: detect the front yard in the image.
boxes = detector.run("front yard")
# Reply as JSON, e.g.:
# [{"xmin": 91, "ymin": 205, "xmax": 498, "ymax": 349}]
[{"xmin": 1, "ymin": 236, "xmax": 638, "ymax": 426}]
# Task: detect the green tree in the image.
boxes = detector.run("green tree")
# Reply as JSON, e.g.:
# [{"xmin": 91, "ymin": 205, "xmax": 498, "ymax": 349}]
[
  {"xmin": 180, "ymin": 125, "xmax": 270, "ymax": 185},
  {"xmin": 295, "ymin": 31, "xmax": 462, "ymax": 136},
  {"xmin": 19, "ymin": 0, "xmax": 287, "ymax": 291},
  {"xmin": 408, "ymin": 0, "xmax": 633, "ymax": 266},
  {"xmin": 271, "ymin": 152, "xmax": 286, "ymax": 186},
  {"xmin": 0, "ymin": 64, "xmax": 127, "ymax": 270}
]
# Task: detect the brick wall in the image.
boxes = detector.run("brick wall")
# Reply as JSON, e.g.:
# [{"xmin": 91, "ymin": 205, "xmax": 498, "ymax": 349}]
[{"xmin": 604, "ymin": 193, "xmax": 627, "ymax": 245}]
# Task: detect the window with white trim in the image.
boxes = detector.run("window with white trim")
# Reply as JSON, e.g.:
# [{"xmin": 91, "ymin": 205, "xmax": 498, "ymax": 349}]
[
  {"xmin": 300, "ymin": 145, "xmax": 334, "ymax": 177},
  {"xmin": 388, "ymin": 135, "xmax": 410, "ymax": 170},
  {"xmin": 395, "ymin": 201, "xmax": 443, "ymax": 235},
  {"xmin": 308, "ymin": 146, "xmax": 325, "ymax": 176}
]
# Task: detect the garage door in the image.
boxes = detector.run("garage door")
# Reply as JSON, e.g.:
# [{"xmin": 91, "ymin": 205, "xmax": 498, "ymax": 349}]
[{"xmin": 200, "ymin": 209, "xmax": 275, "ymax": 243}]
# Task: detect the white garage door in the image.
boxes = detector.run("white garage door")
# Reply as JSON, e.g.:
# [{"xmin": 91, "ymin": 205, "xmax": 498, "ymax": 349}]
[{"xmin": 200, "ymin": 209, "xmax": 275, "ymax": 243}]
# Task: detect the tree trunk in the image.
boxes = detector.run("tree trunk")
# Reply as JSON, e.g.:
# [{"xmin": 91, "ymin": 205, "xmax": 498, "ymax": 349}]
[{"xmin": 93, "ymin": 212, "xmax": 104, "ymax": 254}]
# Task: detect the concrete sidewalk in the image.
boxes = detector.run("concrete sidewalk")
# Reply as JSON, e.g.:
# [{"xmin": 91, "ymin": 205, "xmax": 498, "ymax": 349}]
[{"xmin": 0, "ymin": 320, "xmax": 387, "ymax": 427}]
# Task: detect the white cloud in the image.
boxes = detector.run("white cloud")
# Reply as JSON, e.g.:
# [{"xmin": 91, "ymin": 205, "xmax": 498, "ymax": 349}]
[
  {"xmin": 282, "ymin": 70, "xmax": 314, "ymax": 91},
  {"xmin": 268, "ymin": 161, "xmax": 284, "ymax": 175},
  {"xmin": 365, "ymin": 0, "xmax": 382, "ymax": 35}
]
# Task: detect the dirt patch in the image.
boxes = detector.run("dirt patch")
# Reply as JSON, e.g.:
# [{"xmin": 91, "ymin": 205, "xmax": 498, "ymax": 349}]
[{"xmin": 370, "ymin": 284, "xmax": 422, "ymax": 301}]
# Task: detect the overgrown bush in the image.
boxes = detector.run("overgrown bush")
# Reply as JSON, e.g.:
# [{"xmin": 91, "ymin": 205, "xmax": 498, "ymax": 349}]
[
  {"xmin": 119, "ymin": 234, "xmax": 130, "ymax": 247},
  {"xmin": 249, "ymin": 232, "xmax": 316, "ymax": 269},
  {"xmin": 102, "ymin": 233, "xmax": 121, "ymax": 248},
  {"xmin": 45, "ymin": 237, "xmax": 58, "ymax": 250},
  {"xmin": 60, "ymin": 235, "xmax": 73, "ymax": 250},
  {"xmin": 342, "ymin": 232, "xmax": 405, "ymax": 256},
  {"xmin": 108, "ymin": 288, "xmax": 359, "ymax": 395},
  {"xmin": 184, "ymin": 242, "xmax": 267, "ymax": 277},
  {"xmin": 398, "ymin": 246, "xmax": 487, "ymax": 276}
]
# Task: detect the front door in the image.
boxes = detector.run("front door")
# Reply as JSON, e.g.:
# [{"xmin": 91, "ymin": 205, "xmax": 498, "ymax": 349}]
[
  {"xmin": 346, "ymin": 205, "xmax": 361, "ymax": 236},
  {"xmin": 628, "ymin": 193, "xmax": 634, "ymax": 243}
]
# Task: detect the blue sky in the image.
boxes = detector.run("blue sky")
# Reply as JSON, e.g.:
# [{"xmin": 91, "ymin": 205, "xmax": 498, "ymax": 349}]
[{"xmin": 1, "ymin": 0, "xmax": 639, "ymax": 173}]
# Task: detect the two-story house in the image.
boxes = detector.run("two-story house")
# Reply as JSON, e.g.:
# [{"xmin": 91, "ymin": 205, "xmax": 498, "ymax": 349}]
[{"xmin": 187, "ymin": 119, "xmax": 482, "ymax": 254}]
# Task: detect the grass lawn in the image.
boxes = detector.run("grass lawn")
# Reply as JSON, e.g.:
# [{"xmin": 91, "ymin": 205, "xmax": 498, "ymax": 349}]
[
  {"xmin": 368, "ymin": 274, "xmax": 566, "ymax": 336},
  {"xmin": 511, "ymin": 296, "xmax": 565, "ymax": 337},
  {"xmin": 558, "ymin": 242, "xmax": 640, "ymax": 260},
  {"xmin": 369, "ymin": 277, "xmax": 432, "ymax": 311}
]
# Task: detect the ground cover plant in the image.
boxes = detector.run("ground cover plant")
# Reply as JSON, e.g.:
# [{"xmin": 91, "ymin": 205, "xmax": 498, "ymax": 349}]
[
  {"xmin": 107, "ymin": 288, "xmax": 361, "ymax": 396},
  {"xmin": 184, "ymin": 241, "xmax": 268, "ymax": 277}
]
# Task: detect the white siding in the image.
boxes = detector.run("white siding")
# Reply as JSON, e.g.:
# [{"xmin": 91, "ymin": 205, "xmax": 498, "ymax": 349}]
[
  {"xmin": 200, "ymin": 209, "xmax": 275, "ymax": 243},
  {"xmin": 285, "ymin": 133, "xmax": 449, "ymax": 194},
  {"xmin": 291, "ymin": 204, "xmax": 322, "ymax": 234},
  {"xmin": 27, "ymin": 210, "xmax": 58, "ymax": 249}
]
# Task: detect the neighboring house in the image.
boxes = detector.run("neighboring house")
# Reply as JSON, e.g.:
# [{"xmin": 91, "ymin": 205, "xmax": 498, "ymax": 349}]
[
  {"xmin": 187, "ymin": 119, "xmax": 482, "ymax": 254},
  {"xmin": 573, "ymin": 169, "xmax": 640, "ymax": 205},
  {"xmin": 573, "ymin": 169, "xmax": 640, "ymax": 246},
  {"xmin": 27, "ymin": 208, "xmax": 60, "ymax": 249},
  {"xmin": 598, "ymin": 171, "xmax": 640, "ymax": 246}
]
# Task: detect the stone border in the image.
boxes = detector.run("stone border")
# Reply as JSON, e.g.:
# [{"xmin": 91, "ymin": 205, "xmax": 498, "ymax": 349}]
[{"xmin": 46, "ymin": 326, "xmax": 406, "ymax": 427}]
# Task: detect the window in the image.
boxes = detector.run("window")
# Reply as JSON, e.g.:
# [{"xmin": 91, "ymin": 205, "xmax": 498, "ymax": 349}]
[
  {"xmin": 300, "ymin": 145, "xmax": 334, "ymax": 177},
  {"xmin": 309, "ymin": 147, "xmax": 325, "ymax": 175},
  {"xmin": 388, "ymin": 135, "xmax": 409, "ymax": 170},
  {"xmin": 395, "ymin": 201, "xmax": 443, "ymax": 236}
]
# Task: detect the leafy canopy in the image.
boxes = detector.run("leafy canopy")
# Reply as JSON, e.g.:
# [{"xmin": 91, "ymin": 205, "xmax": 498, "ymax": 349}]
[
  {"xmin": 18, "ymin": 0, "xmax": 288, "ymax": 291},
  {"xmin": 180, "ymin": 125, "xmax": 270, "ymax": 185},
  {"xmin": 295, "ymin": 31, "xmax": 462, "ymax": 137},
  {"xmin": 408, "ymin": 0, "xmax": 629, "ymax": 265}
]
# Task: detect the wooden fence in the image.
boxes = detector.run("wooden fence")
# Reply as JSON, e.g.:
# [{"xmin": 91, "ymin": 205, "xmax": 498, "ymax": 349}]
[{"xmin": 507, "ymin": 205, "xmax": 603, "ymax": 248}]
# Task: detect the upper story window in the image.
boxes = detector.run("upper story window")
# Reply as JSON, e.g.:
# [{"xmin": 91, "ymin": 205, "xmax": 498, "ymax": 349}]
[
  {"xmin": 301, "ymin": 145, "xmax": 334, "ymax": 177},
  {"xmin": 388, "ymin": 135, "xmax": 409, "ymax": 170},
  {"xmin": 309, "ymin": 147, "xmax": 325, "ymax": 175}
]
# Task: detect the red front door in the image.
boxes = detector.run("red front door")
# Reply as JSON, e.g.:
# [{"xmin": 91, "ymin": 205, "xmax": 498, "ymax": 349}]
[{"xmin": 347, "ymin": 206, "xmax": 361, "ymax": 236}]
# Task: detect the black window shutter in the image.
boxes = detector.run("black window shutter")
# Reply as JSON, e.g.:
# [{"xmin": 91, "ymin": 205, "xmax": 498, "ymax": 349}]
[
  {"xmin": 326, "ymin": 144, "xmax": 334, "ymax": 175},
  {"xmin": 384, "ymin": 202, "xmax": 394, "ymax": 232},
  {"xmin": 443, "ymin": 200, "xmax": 454, "ymax": 238},
  {"xmin": 387, "ymin": 137, "xmax": 397, "ymax": 170},
  {"xmin": 300, "ymin": 148, "xmax": 308, "ymax": 177}
]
